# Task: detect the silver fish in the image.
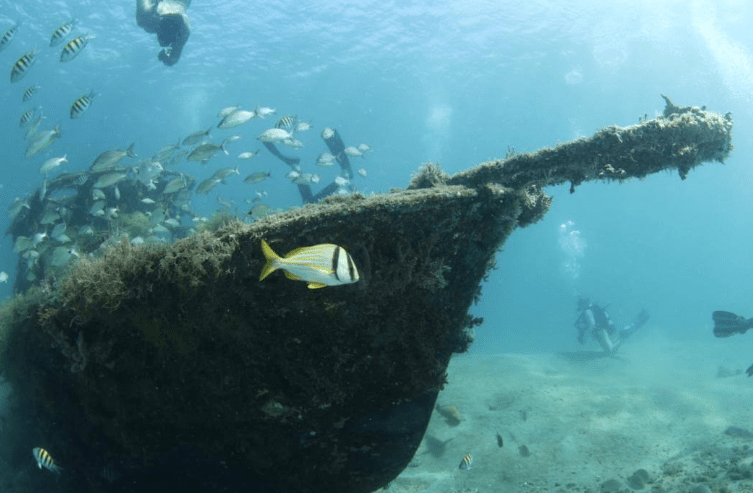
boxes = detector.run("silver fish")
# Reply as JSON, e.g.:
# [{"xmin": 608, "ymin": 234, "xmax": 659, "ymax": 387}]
[
  {"xmin": 244, "ymin": 171, "xmax": 270, "ymax": 184},
  {"xmin": 163, "ymin": 176, "xmax": 186, "ymax": 194},
  {"xmin": 281, "ymin": 138, "xmax": 304, "ymax": 149},
  {"xmin": 60, "ymin": 33, "xmax": 93, "ymax": 62},
  {"xmin": 13, "ymin": 236, "xmax": 32, "ymax": 252},
  {"xmin": 237, "ymin": 150, "xmax": 259, "ymax": 159},
  {"xmin": 196, "ymin": 178, "xmax": 220, "ymax": 195},
  {"xmin": 321, "ymin": 127, "xmax": 335, "ymax": 140},
  {"xmin": 26, "ymin": 125, "xmax": 62, "ymax": 158},
  {"xmin": 357, "ymin": 143, "xmax": 372, "ymax": 153},
  {"xmin": 218, "ymin": 109, "xmax": 256, "ymax": 129},
  {"xmin": 0, "ymin": 24, "xmax": 19, "ymax": 52},
  {"xmin": 255, "ymin": 106, "xmax": 276, "ymax": 119},
  {"xmin": 89, "ymin": 201, "xmax": 105, "ymax": 215},
  {"xmin": 11, "ymin": 49, "xmax": 39, "ymax": 83},
  {"xmin": 217, "ymin": 105, "xmax": 240, "ymax": 118},
  {"xmin": 343, "ymin": 146, "xmax": 364, "ymax": 158},
  {"xmin": 294, "ymin": 121, "xmax": 312, "ymax": 132},
  {"xmin": 39, "ymin": 155, "xmax": 68, "ymax": 175},
  {"xmin": 316, "ymin": 152, "xmax": 337, "ymax": 166},
  {"xmin": 50, "ymin": 19, "xmax": 76, "ymax": 46},
  {"xmin": 51, "ymin": 246, "xmax": 74, "ymax": 267},
  {"xmin": 25, "ymin": 111, "xmax": 44, "ymax": 139},
  {"xmin": 187, "ymin": 142, "xmax": 227, "ymax": 163},
  {"xmin": 70, "ymin": 90, "xmax": 96, "ymax": 119},
  {"xmin": 357, "ymin": 168, "xmax": 367, "ymax": 177},
  {"xmin": 8, "ymin": 198, "xmax": 30, "ymax": 219},
  {"xmin": 91, "ymin": 143, "xmax": 136, "ymax": 171},
  {"xmin": 182, "ymin": 127, "xmax": 212, "ymax": 146},
  {"xmin": 211, "ymin": 166, "xmax": 240, "ymax": 182},
  {"xmin": 93, "ymin": 172, "xmax": 127, "ymax": 189},
  {"xmin": 258, "ymin": 128, "xmax": 294, "ymax": 143},
  {"xmin": 91, "ymin": 188, "xmax": 106, "ymax": 200}
]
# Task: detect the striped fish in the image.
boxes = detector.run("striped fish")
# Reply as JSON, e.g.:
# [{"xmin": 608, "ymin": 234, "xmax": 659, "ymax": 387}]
[
  {"xmin": 19, "ymin": 107, "xmax": 37, "ymax": 128},
  {"xmin": 70, "ymin": 90, "xmax": 96, "ymax": 119},
  {"xmin": 60, "ymin": 33, "xmax": 93, "ymax": 62},
  {"xmin": 458, "ymin": 454, "xmax": 473, "ymax": 470},
  {"xmin": 22, "ymin": 84, "xmax": 40, "ymax": 102},
  {"xmin": 0, "ymin": 24, "xmax": 19, "ymax": 52},
  {"xmin": 259, "ymin": 239, "xmax": 360, "ymax": 289},
  {"xmin": 50, "ymin": 19, "xmax": 76, "ymax": 46},
  {"xmin": 11, "ymin": 49, "xmax": 39, "ymax": 83},
  {"xmin": 32, "ymin": 447, "xmax": 62, "ymax": 474},
  {"xmin": 274, "ymin": 115, "xmax": 297, "ymax": 131}
]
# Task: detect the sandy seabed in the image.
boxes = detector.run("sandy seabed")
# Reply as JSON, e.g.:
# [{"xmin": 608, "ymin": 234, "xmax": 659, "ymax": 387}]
[{"xmin": 384, "ymin": 334, "xmax": 753, "ymax": 493}]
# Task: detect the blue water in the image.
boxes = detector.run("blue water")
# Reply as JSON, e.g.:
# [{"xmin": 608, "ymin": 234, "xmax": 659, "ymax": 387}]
[{"xmin": 0, "ymin": 0, "xmax": 752, "ymax": 361}]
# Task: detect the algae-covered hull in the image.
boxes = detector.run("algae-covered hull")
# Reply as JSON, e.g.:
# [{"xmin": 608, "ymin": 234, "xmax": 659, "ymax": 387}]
[{"xmin": 2, "ymin": 98, "xmax": 733, "ymax": 493}]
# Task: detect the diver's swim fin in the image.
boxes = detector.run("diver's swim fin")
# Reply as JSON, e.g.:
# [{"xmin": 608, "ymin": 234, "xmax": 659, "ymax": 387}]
[{"xmin": 712, "ymin": 311, "xmax": 753, "ymax": 338}]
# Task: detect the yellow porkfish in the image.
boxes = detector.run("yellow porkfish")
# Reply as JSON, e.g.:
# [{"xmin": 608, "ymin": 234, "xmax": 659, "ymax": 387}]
[{"xmin": 259, "ymin": 239, "xmax": 359, "ymax": 289}]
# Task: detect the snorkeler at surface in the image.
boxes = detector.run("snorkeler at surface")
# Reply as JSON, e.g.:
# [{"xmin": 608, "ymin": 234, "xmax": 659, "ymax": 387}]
[
  {"xmin": 712, "ymin": 310, "xmax": 753, "ymax": 376},
  {"xmin": 574, "ymin": 297, "xmax": 650, "ymax": 356},
  {"xmin": 136, "ymin": 0, "xmax": 191, "ymax": 66}
]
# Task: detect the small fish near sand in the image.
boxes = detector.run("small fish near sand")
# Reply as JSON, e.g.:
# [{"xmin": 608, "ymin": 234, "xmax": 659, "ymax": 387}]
[
  {"xmin": 33, "ymin": 447, "xmax": 62, "ymax": 474},
  {"xmin": 458, "ymin": 454, "xmax": 473, "ymax": 470},
  {"xmin": 435, "ymin": 404, "xmax": 462, "ymax": 426},
  {"xmin": 259, "ymin": 239, "xmax": 360, "ymax": 289}
]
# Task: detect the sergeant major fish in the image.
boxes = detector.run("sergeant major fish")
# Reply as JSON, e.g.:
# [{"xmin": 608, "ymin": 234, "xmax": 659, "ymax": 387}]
[
  {"xmin": 60, "ymin": 33, "xmax": 94, "ymax": 62},
  {"xmin": 50, "ymin": 19, "xmax": 76, "ymax": 46},
  {"xmin": 33, "ymin": 447, "xmax": 62, "ymax": 474},
  {"xmin": 259, "ymin": 239, "xmax": 360, "ymax": 289},
  {"xmin": 458, "ymin": 454, "xmax": 473, "ymax": 470},
  {"xmin": 22, "ymin": 84, "xmax": 40, "ymax": 102},
  {"xmin": 19, "ymin": 107, "xmax": 37, "ymax": 127},
  {"xmin": 11, "ymin": 49, "xmax": 39, "ymax": 83},
  {"xmin": 0, "ymin": 23, "xmax": 19, "ymax": 52},
  {"xmin": 70, "ymin": 90, "xmax": 96, "ymax": 119}
]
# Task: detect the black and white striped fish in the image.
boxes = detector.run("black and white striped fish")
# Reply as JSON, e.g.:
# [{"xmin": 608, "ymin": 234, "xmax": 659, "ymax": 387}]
[
  {"xmin": 259, "ymin": 240, "xmax": 360, "ymax": 289},
  {"xmin": 274, "ymin": 115, "xmax": 297, "ymax": 131},
  {"xmin": 10, "ymin": 49, "xmax": 39, "ymax": 83},
  {"xmin": 50, "ymin": 19, "xmax": 76, "ymax": 46},
  {"xmin": 60, "ymin": 33, "xmax": 93, "ymax": 62},
  {"xmin": 0, "ymin": 23, "xmax": 19, "ymax": 52},
  {"xmin": 22, "ymin": 84, "xmax": 40, "ymax": 102},
  {"xmin": 458, "ymin": 454, "xmax": 473, "ymax": 470},
  {"xmin": 70, "ymin": 90, "xmax": 96, "ymax": 119},
  {"xmin": 19, "ymin": 107, "xmax": 37, "ymax": 128},
  {"xmin": 32, "ymin": 447, "xmax": 62, "ymax": 474}
]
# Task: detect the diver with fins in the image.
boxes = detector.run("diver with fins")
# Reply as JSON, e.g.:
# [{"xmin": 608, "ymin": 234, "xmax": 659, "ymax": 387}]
[
  {"xmin": 712, "ymin": 311, "xmax": 753, "ymax": 376},
  {"xmin": 574, "ymin": 297, "xmax": 650, "ymax": 356}
]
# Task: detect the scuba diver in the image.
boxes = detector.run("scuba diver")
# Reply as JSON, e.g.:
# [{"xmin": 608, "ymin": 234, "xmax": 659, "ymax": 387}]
[
  {"xmin": 136, "ymin": 0, "xmax": 191, "ymax": 66},
  {"xmin": 712, "ymin": 310, "xmax": 753, "ymax": 376},
  {"xmin": 574, "ymin": 297, "xmax": 650, "ymax": 355}
]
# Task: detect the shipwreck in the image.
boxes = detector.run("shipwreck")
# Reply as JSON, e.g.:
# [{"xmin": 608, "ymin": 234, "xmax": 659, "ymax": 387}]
[{"xmin": 0, "ymin": 96, "xmax": 733, "ymax": 492}]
